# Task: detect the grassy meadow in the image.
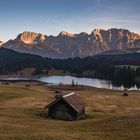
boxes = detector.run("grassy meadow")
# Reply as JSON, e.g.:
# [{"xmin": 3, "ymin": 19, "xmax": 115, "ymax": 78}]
[{"xmin": 0, "ymin": 82, "xmax": 140, "ymax": 140}]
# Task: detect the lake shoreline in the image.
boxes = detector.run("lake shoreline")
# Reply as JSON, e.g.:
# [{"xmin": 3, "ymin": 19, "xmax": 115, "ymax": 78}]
[{"xmin": 0, "ymin": 75, "xmax": 139, "ymax": 91}]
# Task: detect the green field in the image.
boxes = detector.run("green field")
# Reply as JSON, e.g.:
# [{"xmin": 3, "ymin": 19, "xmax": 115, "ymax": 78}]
[{"xmin": 0, "ymin": 82, "xmax": 140, "ymax": 140}]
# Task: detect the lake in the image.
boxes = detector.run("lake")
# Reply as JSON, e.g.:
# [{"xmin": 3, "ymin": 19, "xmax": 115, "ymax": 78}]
[{"xmin": 0, "ymin": 75, "xmax": 139, "ymax": 90}]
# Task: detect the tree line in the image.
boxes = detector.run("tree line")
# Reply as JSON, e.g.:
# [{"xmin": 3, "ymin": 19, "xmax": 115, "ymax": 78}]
[{"xmin": 0, "ymin": 48, "xmax": 140, "ymax": 88}]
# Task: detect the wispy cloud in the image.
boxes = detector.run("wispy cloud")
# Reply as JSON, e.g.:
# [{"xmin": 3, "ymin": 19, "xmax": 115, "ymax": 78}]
[{"xmin": 91, "ymin": 18, "xmax": 140, "ymax": 24}]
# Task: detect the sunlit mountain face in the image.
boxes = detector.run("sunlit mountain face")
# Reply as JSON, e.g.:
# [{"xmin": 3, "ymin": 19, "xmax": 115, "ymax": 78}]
[
  {"xmin": 1, "ymin": 0, "xmax": 140, "ymax": 58},
  {"xmin": 0, "ymin": 41, "xmax": 4, "ymax": 46},
  {"xmin": 2, "ymin": 28, "xmax": 140, "ymax": 58}
]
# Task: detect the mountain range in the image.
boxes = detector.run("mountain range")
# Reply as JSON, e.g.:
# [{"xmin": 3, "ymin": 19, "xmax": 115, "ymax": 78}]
[{"xmin": 1, "ymin": 28, "xmax": 140, "ymax": 58}]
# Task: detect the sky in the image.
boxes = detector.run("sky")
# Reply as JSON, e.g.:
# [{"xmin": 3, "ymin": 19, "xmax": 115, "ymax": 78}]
[{"xmin": 0, "ymin": 0, "xmax": 140, "ymax": 41}]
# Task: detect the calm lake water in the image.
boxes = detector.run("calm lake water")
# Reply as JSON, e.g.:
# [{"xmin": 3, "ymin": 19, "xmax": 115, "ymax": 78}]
[{"xmin": 0, "ymin": 75, "xmax": 139, "ymax": 90}]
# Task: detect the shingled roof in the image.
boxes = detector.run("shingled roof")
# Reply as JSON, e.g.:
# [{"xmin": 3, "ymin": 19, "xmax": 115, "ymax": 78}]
[{"xmin": 46, "ymin": 93, "xmax": 85, "ymax": 112}]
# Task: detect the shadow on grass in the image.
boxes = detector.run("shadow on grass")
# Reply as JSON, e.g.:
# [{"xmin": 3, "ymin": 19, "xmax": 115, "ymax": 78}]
[
  {"xmin": 35, "ymin": 110, "xmax": 48, "ymax": 119},
  {"xmin": 35, "ymin": 110, "xmax": 95, "ymax": 121},
  {"xmin": 10, "ymin": 135, "xmax": 62, "ymax": 140},
  {"xmin": 80, "ymin": 114, "xmax": 95, "ymax": 120}
]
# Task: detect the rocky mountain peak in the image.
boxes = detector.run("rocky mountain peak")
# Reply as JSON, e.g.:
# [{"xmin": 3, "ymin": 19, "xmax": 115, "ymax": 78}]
[
  {"xmin": 79, "ymin": 32, "xmax": 88, "ymax": 36},
  {"xmin": 93, "ymin": 28, "xmax": 104, "ymax": 32},
  {"xmin": 58, "ymin": 31, "xmax": 76, "ymax": 37},
  {"xmin": 92, "ymin": 28, "xmax": 105, "ymax": 34},
  {"xmin": 16, "ymin": 31, "xmax": 46, "ymax": 44},
  {"xmin": 0, "ymin": 40, "xmax": 4, "ymax": 46}
]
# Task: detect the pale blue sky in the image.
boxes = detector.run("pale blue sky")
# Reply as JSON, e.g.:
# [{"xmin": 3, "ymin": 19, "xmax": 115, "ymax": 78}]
[{"xmin": 0, "ymin": 0, "xmax": 140, "ymax": 41}]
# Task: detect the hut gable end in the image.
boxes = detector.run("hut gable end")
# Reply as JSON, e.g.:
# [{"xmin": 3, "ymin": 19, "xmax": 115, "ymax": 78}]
[{"xmin": 46, "ymin": 93, "xmax": 85, "ymax": 120}]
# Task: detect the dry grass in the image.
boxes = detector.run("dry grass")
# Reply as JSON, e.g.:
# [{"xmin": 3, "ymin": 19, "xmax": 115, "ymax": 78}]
[{"xmin": 0, "ymin": 82, "xmax": 140, "ymax": 140}]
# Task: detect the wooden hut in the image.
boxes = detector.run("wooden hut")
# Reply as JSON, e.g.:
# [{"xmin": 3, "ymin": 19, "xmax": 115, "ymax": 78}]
[
  {"xmin": 123, "ymin": 88, "xmax": 128, "ymax": 96},
  {"xmin": 46, "ymin": 93, "xmax": 85, "ymax": 121}
]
